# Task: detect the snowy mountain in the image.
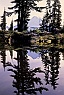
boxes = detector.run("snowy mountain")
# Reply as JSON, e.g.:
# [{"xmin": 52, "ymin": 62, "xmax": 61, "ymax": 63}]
[
  {"xmin": 6, "ymin": 16, "xmax": 42, "ymax": 31},
  {"xmin": 27, "ymin": 16, "xmax": 42, "ymax": 31}
]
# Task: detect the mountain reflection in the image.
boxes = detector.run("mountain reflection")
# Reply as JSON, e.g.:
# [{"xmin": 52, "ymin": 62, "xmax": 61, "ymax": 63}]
[
  {"xmin": 6, "ymin": 49, "xmax": 48, "ymax": 95},
  {"xmin": 1, "ymin": 43, "xmax": 64, "ymax": 95}
]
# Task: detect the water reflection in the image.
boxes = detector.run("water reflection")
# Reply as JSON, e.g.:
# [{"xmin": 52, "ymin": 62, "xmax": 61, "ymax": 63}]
[
  {"xmin": 1, "ymin": 50, "xmax": 6, "ymax": 71},
  {"xmin": 6, "ymin": 49, "xmax": 48, "ymax": 95},
  {"xmin": 41, "ymin": 47, "xmax": 60, "ymax": 89},
  {"xmin": 0, "ymin": 43, "xmax": 64, "ymax": 95}
]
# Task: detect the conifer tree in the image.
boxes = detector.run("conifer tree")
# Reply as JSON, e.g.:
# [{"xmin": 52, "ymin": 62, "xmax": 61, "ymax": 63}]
[
  {"xmin": 40, "ymin": 0, "xmax": 61, "ymax": 33},
  {"xmin": 8, "ymin": 0, "xmax": 44, "ymax": 32},
  {"xmin": 0, "ymin": 8, "xmax": 6, "ymax": 31},
  {"xmin": 51, "ymin": 0, "xmax": 61, "ymax": 31},
  {"xmin": 40, "ymin": 6, "xmax": 50, "ymax": 32},
  {"xmin": 40, "ymin": 0, "xmax": 52, "ymax": 32},
  {"xmin": 9, "ymin": 19, "xmax": 13, "ymax": 31}
]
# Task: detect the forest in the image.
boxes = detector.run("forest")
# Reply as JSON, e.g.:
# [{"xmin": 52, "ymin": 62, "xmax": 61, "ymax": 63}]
[
  {"xmin": 0, "ymin": 0, "xmax": 64, "ymax": 44},
  {"xmin": 0, "ymin": 1, "xmax": 64, "ymax": 95}
]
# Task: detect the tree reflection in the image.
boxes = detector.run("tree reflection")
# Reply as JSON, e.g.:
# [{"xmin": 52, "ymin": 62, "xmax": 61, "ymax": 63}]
[
  {"xmin": 9, "ymin": 49, "xmax": 13, "ymax": 59},
  {"xmin": 61, "ymin": 50, "xmax": 64, "ymax": 60},
  {"xmin": 1, "ymin": 50, "xmax": 6, "ymax": 71},
  {"xmin": 41, "ymin": 47, "xmax": 60, "ymax": 89},
  {"xmin": 0, "ymin": 41, "xmax": 6, "ymax": 71},
  {"xmin": 6, "ymin": 49, "xmax": 48, "ymax": 95}
]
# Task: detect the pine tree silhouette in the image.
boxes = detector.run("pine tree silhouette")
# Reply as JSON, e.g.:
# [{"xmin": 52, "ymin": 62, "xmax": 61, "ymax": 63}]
[
  {"xmin": 8, "ymin": 0, "xmax": 45, "ymax": 32},
  {"xmin": 40, "ymin": 0, "xmax": 61, "ymax": 33},
  {"xmin": 0, "ymin": 8, "xmax": 6, "ymax": 31}
]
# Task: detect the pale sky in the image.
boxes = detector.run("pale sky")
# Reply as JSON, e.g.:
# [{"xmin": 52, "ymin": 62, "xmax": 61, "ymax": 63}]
[{"xmin": 0, "ymin": 0, "xmax": 64, "ymax": 26}]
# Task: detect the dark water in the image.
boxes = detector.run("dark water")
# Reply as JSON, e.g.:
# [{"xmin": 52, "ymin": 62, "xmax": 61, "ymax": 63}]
[{"xmin": 0, "ymin": 44, "xmax": 64, "ymax": 95}]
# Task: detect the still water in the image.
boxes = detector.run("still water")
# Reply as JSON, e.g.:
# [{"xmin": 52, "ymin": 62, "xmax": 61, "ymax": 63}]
[{"xmin": 0, "ymin": 44, "xmax": 64, "ymax": 95}]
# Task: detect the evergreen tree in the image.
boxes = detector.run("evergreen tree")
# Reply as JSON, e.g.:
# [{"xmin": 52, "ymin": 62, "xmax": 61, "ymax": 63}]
[
  {"xmin": 8, "ymin": 0, "xmax": 44, "ymax": 32},
  {"xmin": 9, "ymin": 19, "xmax": 13, "ymax": 31},
  {"xmin": 40, "ymin": 7, "xmax": 50, "ymax": 32},
  {"xmin": 40, "ymin": 0, "xmax": 61, "ymax": 33},
  {"xmin": 40, "ymin": 0, "xmax": 52, "ymax": 32},
  {"xmin": 51, "ymin": 0, "xmax": 61, "ymax": 31},
  {"xmin": 0, "ymin": 8, "xmax": 6, "ymax": 31}
]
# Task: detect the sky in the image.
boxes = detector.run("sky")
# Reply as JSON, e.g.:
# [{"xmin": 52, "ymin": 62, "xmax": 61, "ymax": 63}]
[{"xmin": 0, "ymin": 0, "xmax": 64, "ymax": 26}]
